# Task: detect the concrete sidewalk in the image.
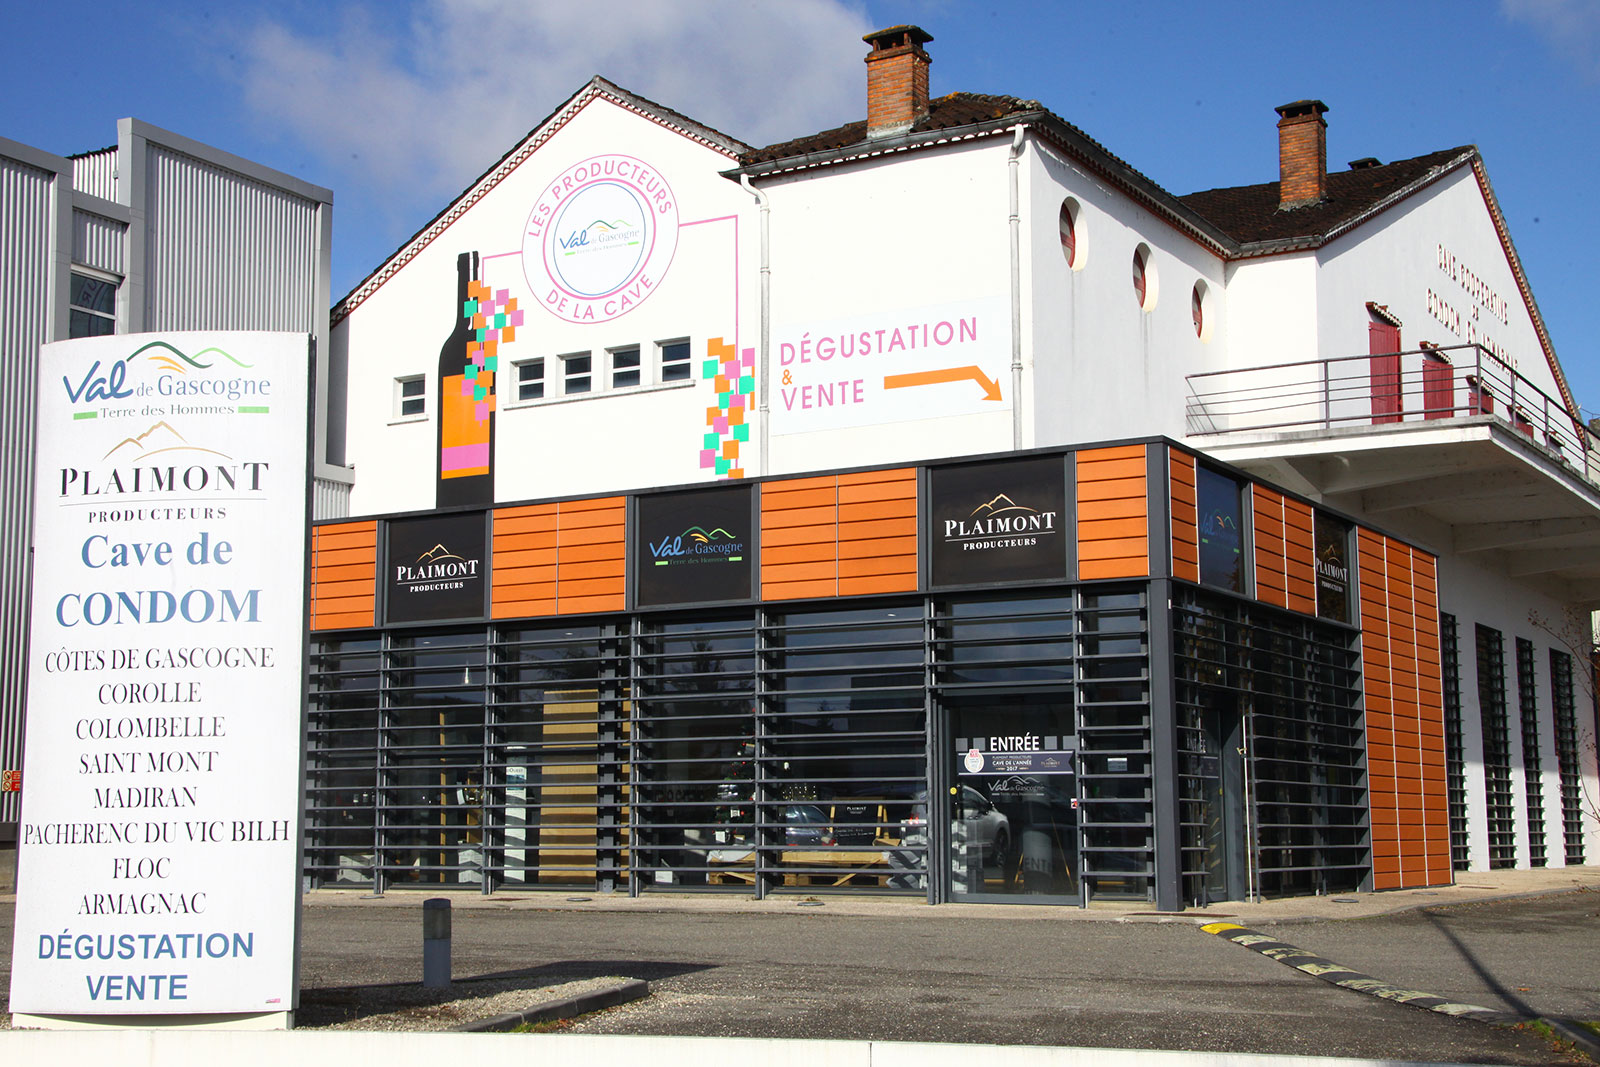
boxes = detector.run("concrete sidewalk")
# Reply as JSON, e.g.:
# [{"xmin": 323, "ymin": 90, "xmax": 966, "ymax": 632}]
[{"xmin": 296, "ymin": 864, "xmax": 1600, "ymax": 925}]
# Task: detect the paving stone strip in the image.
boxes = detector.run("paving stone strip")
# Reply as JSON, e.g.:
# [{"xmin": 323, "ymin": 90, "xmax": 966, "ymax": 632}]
[{"xmin": 454, "ymin": 978, "xmax": 650, "ymax": 1033}]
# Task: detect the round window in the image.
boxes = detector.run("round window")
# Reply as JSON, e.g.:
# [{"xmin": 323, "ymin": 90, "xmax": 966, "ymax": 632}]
[
  {"xmin": 1192, "ymin": 280, "xmax": 1213, "ymax": 341},
  {"xmin": 1058, "ymin": 200, "xmax": 1078, "ymax": 268},
  {"xmin": 1132, "ymin": 245, "xmax": 1156, "ymax": 311}
]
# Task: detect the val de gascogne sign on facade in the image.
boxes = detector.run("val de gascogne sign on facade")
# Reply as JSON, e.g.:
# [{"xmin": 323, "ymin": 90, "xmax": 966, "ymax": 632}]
[{"xmin": 10, "ymin": 332, "xmax": 310, "ymax": 1022}]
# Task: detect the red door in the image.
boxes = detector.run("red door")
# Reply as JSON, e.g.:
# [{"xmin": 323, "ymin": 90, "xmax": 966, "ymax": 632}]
[{"xmin": 1369, "ymin": 321, "xmax": 1401, "ymax": 424}]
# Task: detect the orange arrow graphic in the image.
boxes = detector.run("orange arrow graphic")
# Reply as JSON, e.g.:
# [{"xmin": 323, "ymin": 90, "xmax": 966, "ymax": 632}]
[{"xmin": 883, "ymin": 365, "xmax": 1003, "ymax": 401}]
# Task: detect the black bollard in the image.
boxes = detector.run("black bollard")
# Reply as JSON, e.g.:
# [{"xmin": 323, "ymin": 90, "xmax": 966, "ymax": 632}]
[{"xmin": 423, "ymin": 897, "xmax": 451, "ymax": 988}]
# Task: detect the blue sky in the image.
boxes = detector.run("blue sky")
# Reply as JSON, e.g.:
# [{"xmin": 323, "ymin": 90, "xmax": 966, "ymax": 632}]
[{"xmin": 5, "ymin": 1, "xmax": 1597, "ymax": 411}]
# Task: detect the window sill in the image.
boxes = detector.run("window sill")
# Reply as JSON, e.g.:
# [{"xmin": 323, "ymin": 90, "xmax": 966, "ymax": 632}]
[
  {"xmin": 504, "ymin": 377, "xmax": 698, "ymax": 411},
  {"xmin": 387, "ymin": 414, "xmax": 429, "ymax": 427}
]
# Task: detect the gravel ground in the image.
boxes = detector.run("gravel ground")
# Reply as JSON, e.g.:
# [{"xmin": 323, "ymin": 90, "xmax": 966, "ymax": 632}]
[
  {"xmin": 0, "ymin": 976, "xmax": 635, "ymax": 1033},
  {"xmin": 296, "ymin": 975, "xmax": 634, "ymax": 1031}
]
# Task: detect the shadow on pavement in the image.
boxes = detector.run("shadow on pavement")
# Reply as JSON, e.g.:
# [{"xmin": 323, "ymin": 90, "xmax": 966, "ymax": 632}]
[
  {"xmin": 298, "ymin": 959, "xmax": 712, "ymax": 1028},
  {"xmin": 1421, "ymin": 908, "xmax": 1537, "ymax": 1018}
]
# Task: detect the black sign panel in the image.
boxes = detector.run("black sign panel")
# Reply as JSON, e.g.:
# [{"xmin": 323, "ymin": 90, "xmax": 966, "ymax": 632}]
[
  {"xmin": 636, "ymin": 485, "xmax": 753, "ymax": 607},
  {"xmin": 930, "ymin": 456, "xmax": 1067, "ymax": 586},
  {"xmin": 385, "ymin": 512, "xmax": 488, "ymax": 624},
  {"xmin": 1314, "ymin": 510, "xmax": 1353, "ymax": 623}
]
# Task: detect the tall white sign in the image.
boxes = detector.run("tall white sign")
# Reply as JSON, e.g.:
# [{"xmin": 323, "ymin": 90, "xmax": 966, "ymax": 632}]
[{"xmin": 10, "ymin": 332, "xmax": 310, "ymax": 1024}]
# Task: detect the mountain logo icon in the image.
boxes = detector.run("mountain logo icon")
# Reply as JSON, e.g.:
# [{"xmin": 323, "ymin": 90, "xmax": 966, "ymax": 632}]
[{"xmin": 102, "ymin": 421, "xmax": 230, "ymax": 462}]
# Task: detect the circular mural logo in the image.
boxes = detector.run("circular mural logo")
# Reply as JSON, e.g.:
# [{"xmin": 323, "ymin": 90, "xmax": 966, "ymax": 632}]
[{"xmin": 522, "ymin": 155, "xmax": 679, "ymax": 324}]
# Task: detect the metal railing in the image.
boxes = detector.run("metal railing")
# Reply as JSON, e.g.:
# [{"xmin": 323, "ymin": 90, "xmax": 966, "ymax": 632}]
[{"xmin": 1186, "ymin": 343, "xmax": 1599, "ymax": 484}]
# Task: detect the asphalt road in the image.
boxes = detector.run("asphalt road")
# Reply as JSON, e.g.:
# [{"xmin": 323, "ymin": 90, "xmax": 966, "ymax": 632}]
[{"xmin": 2, "ymin": 891, "xmax": 1594, "ymax": 1063}]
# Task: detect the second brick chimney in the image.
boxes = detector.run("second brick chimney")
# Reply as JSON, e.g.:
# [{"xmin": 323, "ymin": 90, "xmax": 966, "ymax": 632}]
[
  {"xmin": 864, "ymin": 25, "xmax": 933, "ymax": 138},
  {"xmin": 1276, "ymin": 99, "xmax": 1329, "ymax": 209}
]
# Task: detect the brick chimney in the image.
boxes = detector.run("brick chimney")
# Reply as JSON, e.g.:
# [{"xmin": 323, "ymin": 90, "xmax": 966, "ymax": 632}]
[
  {"xmin": 864, "ymin": 25, "xmax": 933, "ymax": 138},
  {"xmin": 1275, "ymin": 99, "xmax": 1329, "ymax": 209}
]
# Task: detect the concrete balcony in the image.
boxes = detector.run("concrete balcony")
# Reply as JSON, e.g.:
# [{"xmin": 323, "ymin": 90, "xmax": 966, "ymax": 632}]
[{"xmin": 1185, "ymin": 344, "xmax": 1600, "ymax": 608}]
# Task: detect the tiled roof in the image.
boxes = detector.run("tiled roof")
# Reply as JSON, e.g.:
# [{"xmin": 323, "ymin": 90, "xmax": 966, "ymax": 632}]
[
  {"xmin": 1177, "ymin": 147, "xmax": 1473, "ymax": 249},
  {"xmin": 735, "ymin": 91, "xmax": 1231, "ymax": 252},
  {"xmin": 738, "ymin": 92, "xmax": 1042, "ymax": 166}
]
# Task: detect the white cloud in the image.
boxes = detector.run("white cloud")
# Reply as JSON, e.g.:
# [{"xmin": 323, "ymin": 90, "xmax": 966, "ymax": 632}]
[
  {"xmin": 235, "ymin": 0, "xmax": 873, "ymax": 208},
  {"xmin": 1503, "ymin": 0, "xmax": 1600, "ymax": 81}
]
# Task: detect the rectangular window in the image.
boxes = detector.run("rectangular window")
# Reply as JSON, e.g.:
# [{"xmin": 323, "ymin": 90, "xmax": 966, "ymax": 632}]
[
  {"xmin": 1441, "ymin": 613, "xmax": 1469, "ymax": 870},
  {"xmin": 68, "ymin": 270, "xmax": 117, "ymax": 338},
  {"xmin": 1550, "ymin": 649, "xmax": 1585, "ymax": 866},
  {"xmin": 1515, "ymin": 637, "xmax": 1546, "ymax": 867},
  {"xmin": 660, "ymin": 339, "xmax": 691, "ymax": 383},
  {"xmin": 395, "ymin": 375, "xmax": 425, "ymax": 419},
  {"xmin": 1476, "ymin": 624, "xmax": 1515, "ymax": 869},
  {"xmin": 514, "ymin": 358, "xmax": 545, "ymax": 402},
  {"xmin": 1195, "ymin": 466, "xmax": 1245, "ymax": 593},
  {"xmin": 561, "ymin": 352, "xmax": 591, "ymax": 396},
  {"xmin": 610, "ymin": 345, "xmax": 641, "ymax": 389}
]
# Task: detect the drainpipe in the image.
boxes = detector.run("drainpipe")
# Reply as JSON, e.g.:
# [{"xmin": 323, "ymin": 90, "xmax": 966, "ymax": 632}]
[
  {"xmin": 741, "ymin": 173, "xmax": 771, "ymax": 475},
  {"xmin": 1008, "ymin": 125, "xmax": 1025, "ymax": 450}
]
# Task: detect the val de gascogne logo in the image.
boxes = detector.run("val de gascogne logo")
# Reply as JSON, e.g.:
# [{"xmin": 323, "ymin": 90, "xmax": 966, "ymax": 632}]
[
  {"xmin": 61, "ymin": 339, "xmax": 265, "ymax": 419},
  {"xmin": 648, "ymin": 524, "xmax": 743, "ymax": 565}
]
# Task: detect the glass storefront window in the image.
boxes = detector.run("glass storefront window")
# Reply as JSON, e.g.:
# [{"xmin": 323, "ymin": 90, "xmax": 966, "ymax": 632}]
[{"xmin": 1196, "ymin": 466, "xmax": 1245, "ymax": 593}]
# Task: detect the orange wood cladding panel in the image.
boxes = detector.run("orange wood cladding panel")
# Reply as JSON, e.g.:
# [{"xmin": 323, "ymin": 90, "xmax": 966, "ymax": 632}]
[
  {"xmin": 492, "ymin": 504, "xmax": 558, "ymax": 619},
  {"xmin": 839, "ymin": 468, "xmax": 917, "ymax": 597},
  {"xmin": 1170, "ymin": 450, "xmax": 1199, "ymax": 584},
  {"xmin": 311, "ymin": 521, "xmax": 377, "ymax": 631},
  {"xmin": 1077, "ymin": 445, "xmax": 1149, "ymax": 579},
  {"xmin": 1253, "ymin": 487, "xmax": 1288, "ymax": 609},
  {"xmin": 491, "ymin": 499, "xmax": 625, "ymax": 619},
  {"xmin": 762, "ymin": 475, "xmax": 841, "ymax": 600},
  {"xmin": 1358, "ymin": 527, "xmax": 1450, "ymax": 890},
  {"xmin": 557, "ymin": 497, "xmax": 625, "ymax": 614},
  {"xmin": 1283, "ymin": 498, "xmax": 1316, "ymax": 615},
  {"xmin": 761, "ymin": 469, "xmax": 918, "ymax": 600}
]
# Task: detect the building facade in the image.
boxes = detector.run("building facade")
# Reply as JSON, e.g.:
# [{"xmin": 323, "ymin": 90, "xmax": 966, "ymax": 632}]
[
  {"xmin": 0, "ymin": 120, "xmax": 336, "ymax": 836},
  {"xmin": 308, "ymin": 27, "xmax": 1600, "ymax": 908}
]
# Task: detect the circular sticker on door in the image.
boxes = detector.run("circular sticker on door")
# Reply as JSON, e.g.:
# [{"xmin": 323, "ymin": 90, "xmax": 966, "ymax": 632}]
[
  {"xmin": 523, "ymin": 154, "xmax": 679, "ymax": 324},
  {"xmin": 963, "ymin": 748, "xmax": 985, "ymax": 774}
]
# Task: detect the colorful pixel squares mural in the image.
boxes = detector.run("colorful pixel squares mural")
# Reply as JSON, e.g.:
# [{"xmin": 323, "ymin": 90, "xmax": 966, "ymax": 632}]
[
  {"xmin": 700, "ymin": 337, "xmax": 753, "ymax": 479},
  {"xmin": 458, "ymin": 279, "xmax": 525, "ymax": 422}
]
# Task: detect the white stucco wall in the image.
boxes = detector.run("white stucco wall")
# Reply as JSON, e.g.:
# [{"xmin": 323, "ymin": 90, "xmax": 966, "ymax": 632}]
[
  {"xmin": 1429, "ymin": 546, "xmax": 1600, "ymax": 871},
  {"xmin": 1025, "ymin": 138, "xmax": 1228, "ymax": 447},
  {"xmin": 1315, "ymin": 165, "xmax": 1564, "ymax": 405},
  {"xmin": 760, "ymin": 138, "xmax": 1015, "ymax": 474},
  {"xmin": 337, "ymin": 95, "xmax": 757, "ymax": 516}
]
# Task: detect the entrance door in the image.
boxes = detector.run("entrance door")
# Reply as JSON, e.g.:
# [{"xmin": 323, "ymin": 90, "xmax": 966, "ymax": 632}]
[
  {"xmin": 945, "ymin": 695, "xmax": 1079, "ymax": 902},
  {"xmin": 1193, "ymin": 694, "xmax": 1247, "ymax": 905}
]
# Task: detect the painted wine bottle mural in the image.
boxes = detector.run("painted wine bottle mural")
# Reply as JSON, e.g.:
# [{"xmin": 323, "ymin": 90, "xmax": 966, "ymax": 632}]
[{"xmin": 435, "ymin": 251, "xmax": 520, "ymax": 507}]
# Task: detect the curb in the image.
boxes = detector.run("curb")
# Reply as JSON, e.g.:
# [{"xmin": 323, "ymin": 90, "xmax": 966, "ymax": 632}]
[
  {"xmin": 453, "ymin": 978, "xmax": 650, "ymax": 1033},
  {"xmin": 1201, "ymin": 922, "xmax": 1600, "ymax": 1060}
]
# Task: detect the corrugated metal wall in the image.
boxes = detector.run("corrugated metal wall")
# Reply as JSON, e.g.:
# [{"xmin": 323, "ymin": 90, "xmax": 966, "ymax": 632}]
[
  {"xmin": 0, "ymin": 153, "xmax": 57, "ymax": 825},
  {"xmin": 143, "ymin": 145, "xmax": 319, "ymax": 332},
  {"xmin": 71, "ymin": 209, "xmax": 125, "ymax": 275},
  {"xmin": 71, "ymin": 148, "xmax": 117, "ymax": 202},
  {"xmin": 313, "ymin": 477, "xmax": 352, "ymax": 520}
]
